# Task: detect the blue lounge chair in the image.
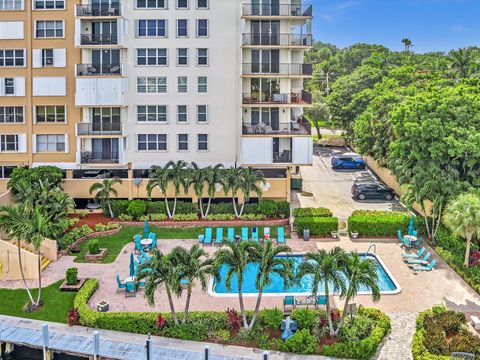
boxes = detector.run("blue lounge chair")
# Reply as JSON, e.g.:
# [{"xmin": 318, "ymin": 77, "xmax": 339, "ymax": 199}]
[
  {"xmin": 316, "ymin": 295, "xmax": 327, "ymax": 306},
  {"xmin": 215, "ymin": 228, "xmax": 223, "ymax": 246},
  {"xmin": 406, "ymin": 252, "xmax": 431, "ymax": 265},
  {"xmin": 283, "ymin": 295, "xmax": 295, "ymax": 313},
  {"xmin": 125, "ymin": 281, "xmax": 136, "ymax": 297},
  {"xmin": 149, "ymin": 232, "xmax": 156, "ymax": 240},
  {"xmin": 134, "ymin": 234, "xmax": 142, "ymax": 242},
  {"xmin": 252, "ymin": 227, "xmax": 259, "ymax": 242},
  {"xmin": 241, "ymin": 227, "xmax": 249, "ymax": 241},
  {"xmin": 397, "ymin": 230, "xmax": 403, "ymax": 245},
  {"xmin": 204, "ymin": 227, "xmax": 213, "ymax": 245},
  {"xmin": 412, "ymin": 259, "xmax": 436, "ymax": 272},
  {"xmin": 137, "ymin": 255, "xmax": 146, "ymax": 264},
  {"xmin": 140, "ymin": 248, "xmax": 152, "ymax": 261},
  {"xmin": 277, "ymin": 227, "xmax": 285, "ymax": 244},
  {"xmin": 116, "ymin": 275, "xmax": 126, "ymax": 293},
  {"xmin": 402, "ymin": 247, "xmax": 426, "ymax": 259},
  {"xmin": 227, "ymin": 227, "xmax": 234, "ymax": 241}
]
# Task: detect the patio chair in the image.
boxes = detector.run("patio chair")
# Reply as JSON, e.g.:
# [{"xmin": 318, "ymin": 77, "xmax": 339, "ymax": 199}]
[
  {"xmin": 227, "ymin": 227, "xmax": 235, "ymax": 241},
  {"xmin": 125, "ymin": 281, "xmax": 136, "ymax": 298},
  {"xmin": 215, "ymin": 228, "xmax": 224, "ymax": 246},
  {"xmin": 402, "ymin": 247, "xmax": 426, "ymax": 259},
  {"xmin": 116, "ymin": 275, "xmax": 126, "ymax": 293},
  {"xmin": 180, "ymin": 278, "xmax": 190, "ymax": 290},
  {"xmin": 203, "ymin": 227, "xmax": 213, "ymax": 246},
  {"xmin": 283, "ymin": 296, "xmax": 295, "ymax": 314},
  {"xmin": 140, "ymin": 248, "xmax": 152, "ymax": 261},
  {"xmin": 150, "ymin": 237, "xmax": 157, "ymax": 250},
  {"xmin": 412, "ymin": 259, "xmax": 436, "ymax": 272},
  {"xmin": 134, "ymin": 234, "xmax": 142, "ymax": 254},
  {"xmin": 241, "ymin": 227, "xmax": 249, "ymax": 241},
  {"xmin": 252, "ymin": 227, "xmax": 259, "ymax": 242},
  {"xmin": 137, "ymin": 255, "xmax": 146, "ymax": 264},
  {"xmin": 277, "ymin": 227, "xmax": 286, "ymax": 244},
  {"xmin": 413, "ymin": 236, "xmax": 423, "ymax": 248},
  {"xmin": 406, "ymin": 252, "xmax": 431, "ymax": 265},
  {"xmin": 316, "ymin": 295, "xmax": 327, "ymax": 307},
  {"xmin": 412, "ymin": 229, "xmax": 418, "ymax": 238},
  {"xmin": 402, "ymin": 237, "xmax": 412, "ymax": 248}
]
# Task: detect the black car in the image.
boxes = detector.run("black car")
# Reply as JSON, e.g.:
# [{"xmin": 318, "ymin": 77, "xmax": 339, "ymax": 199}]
[{"xmin": 351, "ymin": 182, "xmax": 395, "ymax": 200}]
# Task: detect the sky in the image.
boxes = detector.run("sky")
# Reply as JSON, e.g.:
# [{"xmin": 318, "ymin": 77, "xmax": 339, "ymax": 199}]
[{"xmin": 312, "ymin": 0, "xmax": 480, "ymax": 53}]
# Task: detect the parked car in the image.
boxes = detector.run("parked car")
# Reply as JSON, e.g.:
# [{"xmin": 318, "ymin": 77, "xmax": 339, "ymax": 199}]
[
  {"xmin": 331, "ymin": 155, "xmax": 366, "ymax": 170},
  {"xmin": 82, "ymin": 170, "xmax": 113, "ymax": 179},
  {"xmin": 351, "ymin": 182, "xmax": 395, "ymax": 200}
]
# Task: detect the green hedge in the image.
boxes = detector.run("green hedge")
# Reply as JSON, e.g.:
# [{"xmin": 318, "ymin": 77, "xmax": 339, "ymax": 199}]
[
  {"xmin": 293, "ymin": 207, "xmax": 333, "ymax": 218},
  {"xmin": 295, "ymin": 217, "xmax": 338, "ymax": 236},
  {"xmin": 348, "ymin": 210, "xmax": 423, "ymax": 237}
]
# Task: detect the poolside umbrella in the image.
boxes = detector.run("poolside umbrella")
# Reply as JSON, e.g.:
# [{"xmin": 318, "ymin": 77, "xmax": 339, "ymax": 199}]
[
  {"xmin": 129, "ymin": 253, "xmax": 135, "ymax": 277},
  {"xmin": 143, "ymin": 220, "xmax": 149, "ymax": 239},
  {"xmin": 408, "ymin": 217, "xmax": 415, "ymax": 235}
]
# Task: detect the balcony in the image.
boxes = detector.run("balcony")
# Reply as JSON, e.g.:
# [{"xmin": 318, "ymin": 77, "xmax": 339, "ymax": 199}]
[
  {"xmin": 76, "ymin": 4, "xmax": 121, "ymax": 17},
  {"xmin": 80, "ymin": 34, "xmax": 118, "ymax": 46},
  {"xmin": 242, "ymin": 63, "xmax": 313, "ymax": 76},
  {"xmin": 80, "ymin": 151, "xmax": 119, "ymax": 164},
  {"xmin": 242, "ymin": 91, "xmax": 312, "ymax": 105},
  {"xmin": 242, "ymin": 117, "xmax": 311, "ymax": 136},
  {"xmin": 76, "ymin": 64, "xmax": 122, "ymax": 76},
  {"xmin": 242, "ymin": 3, "xmax": 312, "ymax": 17},
  {"xmin": 273, "ymin": 151, "xmax": 292, "ymax": 163},
  {"xmin": 242, "ymin": 33, "xmax": 312, "ymax": 47},
  {"xmin": 76, "ymin": 123, "xmax": 123, "ymax": 136}
]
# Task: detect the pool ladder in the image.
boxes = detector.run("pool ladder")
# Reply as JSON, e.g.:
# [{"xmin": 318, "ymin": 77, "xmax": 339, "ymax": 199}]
[{"xmin": 366, "ymin": 243, "xmax": 377, "ymax": 255}]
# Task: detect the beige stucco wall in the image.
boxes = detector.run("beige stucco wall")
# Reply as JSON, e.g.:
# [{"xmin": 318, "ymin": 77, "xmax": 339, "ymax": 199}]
[
  {"xmin": 0, "ymin": 188, "xmax": 12, "ymax": 205},
  {"xmin": 20, "ymin": 238, "xmax": 57, "ymax": 261},
  {"xmin": 0, "ymin": 239, "xmax": 39, "ymax": 280}
]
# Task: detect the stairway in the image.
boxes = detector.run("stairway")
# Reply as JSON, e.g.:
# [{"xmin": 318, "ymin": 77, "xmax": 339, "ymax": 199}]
[{"xmin": 20, "ymin": 245, "xmax": 52, "ymax": 272}]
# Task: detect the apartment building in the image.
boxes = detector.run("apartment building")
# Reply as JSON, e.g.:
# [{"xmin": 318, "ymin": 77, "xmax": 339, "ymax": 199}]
[{"xmin": 0, "ymin": 0, "xmax": 312, "ymax": 201}]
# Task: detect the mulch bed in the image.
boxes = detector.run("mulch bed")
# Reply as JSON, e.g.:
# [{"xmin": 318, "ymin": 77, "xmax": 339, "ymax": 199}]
[
  {"xmin": 114, "ymin": 218, "xmax": 290, "ymax": 227},
  {"xmin": 68, "ymin": 213, "xmax": 112, "ymax": 228}
]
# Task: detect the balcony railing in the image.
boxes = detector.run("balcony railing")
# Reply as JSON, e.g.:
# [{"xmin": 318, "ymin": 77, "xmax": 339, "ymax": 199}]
[
  {"xmin": 80, "ymin": 151, "xmax": 119, "ymax": 164},
  {"xmin": 77, "ymin": 123, "xmax": 122, "ymax": 136},
  {"xmin": 243, "ymin": 118, "xmax": 311, "ymax": 136},
  {"xmin": 273, "ymin": 150, "xmax": 292, "ymax": 163},
  {"xmin": 242, "ymin": 91, "xmax": 312, "ymax": 105},
  {"xmin": 80, "ymin": 34, "xmax": 118, "ymax": 46},
  {"xmin": 76, "ymin": 4, "xmax": 121, "ymax": 16},
  {"xmin": 242, "ymin": 33, "xmax": 312, "ymax": 46},
  {"xmin": 242, "ymin": 63, "xmax": 313, "ymax": 76},
  {"xmin": 242, "ymin": 4, "xmax": 312, "ymax": 17},
  {"xmin": 76, "ymin": 63, "xmax": 122, "ymax": 76}
]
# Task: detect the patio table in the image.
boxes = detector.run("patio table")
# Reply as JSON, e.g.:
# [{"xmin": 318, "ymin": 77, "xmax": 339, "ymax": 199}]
[
  {"xmin": 124, "ymin": 276, "xmax": 135, "ymax": 283},
  {"xmin": 141, "ymin": 238, "xmax": 153, "ymax": 247},
  {"xmin": 403, "ymin": 235, "xmax": 417, "ymax": 247}
]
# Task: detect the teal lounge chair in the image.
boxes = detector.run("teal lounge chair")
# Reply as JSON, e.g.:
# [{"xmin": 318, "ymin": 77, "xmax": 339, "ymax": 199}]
[
  {"xmin": 252, "ymin": 227, "xmax": 259, "ymax": 242},
  {"xmin": 116, "ymin": 275, "xmax": 126, "ymax": 293},
  {"xmin": 277, "ymin": 227, "xmax": 285, "ymax": 244},
  {"xmin": 204, "ymin": 227, "xmax": 213, "ymax": 245},
  {"xmin": 412, "ymin": 259, "xmax": 436, "ymax": 272},
  {"xmin": 125, "ymin": 281, "xmax": 136, "ymax": 298},
  {"xmin": 241, "ymin": 227, "xmax": 249, "ymax": 241},
  {"xmin": 406, "ymin": 252, "xmax": 431, "ymax": 265},
  {"xmin": 227, "ymin": 227, "xmax": 235, "ymax": 241},
  {"xmin": 283, "ymin": 295, "xmax": 295, "ymax": 313},
  {"xmin": 137, "ymin": 255, "xmax": 146, "ymax": 264},
  {"xmin": 316, "ymin": 295, "xmax": 327, "ymax": 306},
  {"xmin": 140, "ymin": 248, "xmax": 152, "ymax": 261},
  {"xmin": 402, "ymin": 247, "xmax": 425, "ymax": 259},
  {"xmin": 215, "ymin": 228, "xmax": 223, "ymax": 246},
  {"xmin": 134, "ymin": 234, "xmax": 142, "ymax": 254}
]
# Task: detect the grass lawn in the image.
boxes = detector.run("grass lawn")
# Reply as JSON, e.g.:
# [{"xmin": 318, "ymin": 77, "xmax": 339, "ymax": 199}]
[
  {"xmin": 0, "ymin": 280, "xmax": 75, "ymax": 323},
  {"xmin": 71, "ymin": 225, "xmax": 288, "ymax": 263}
]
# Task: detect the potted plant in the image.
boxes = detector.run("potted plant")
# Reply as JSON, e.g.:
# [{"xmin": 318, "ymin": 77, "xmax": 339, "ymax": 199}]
[
  {"xmin": 350, "ymin": 231, "xmax": 359, "ymax": 239},
  {"xmin": 84, "ymin": 239, "xmax": 108, "ymax": 261},
  {"xmin": 97, "ymin": 300, "xmax": 109, "ymax": 312},
  {"xmin": 66, "ymin": 268, "xmax": 78, "ymax": 286},
  {"xmin": 331, "ymin": 230, "xmax": 339, "ymax": 239}
]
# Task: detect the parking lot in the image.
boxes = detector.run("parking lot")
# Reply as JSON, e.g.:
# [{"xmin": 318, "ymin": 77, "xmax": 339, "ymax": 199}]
[{"xmin": 293, "ymin": 146, "xmax": 404, "ymax": 220}]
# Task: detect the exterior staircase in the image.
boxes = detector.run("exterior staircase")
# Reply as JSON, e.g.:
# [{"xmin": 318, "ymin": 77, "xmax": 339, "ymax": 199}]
[{"xmin": 20, "ymin": 245, "xmax": 52, "ymax": 272}]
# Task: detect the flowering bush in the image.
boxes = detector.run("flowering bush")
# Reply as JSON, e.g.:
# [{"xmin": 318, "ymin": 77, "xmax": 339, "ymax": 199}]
[
  {"xmin": 469, "ymin": 251, "xmax": 480, "ymax": 267},
  {"xmin": 226, "ymin": 308, "xmax": 242, "ymax": 331}
]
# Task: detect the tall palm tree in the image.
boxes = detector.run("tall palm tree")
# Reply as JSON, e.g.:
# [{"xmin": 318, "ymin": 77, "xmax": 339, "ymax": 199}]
[
  {"xmin": 89, "ymin": 177, "xmax": 122, "ymax": 218},
  {"xmin": 147, "ymin": 166, "xmax": 172, "ymax": 218},
  {"xmin": 222, "ymin": 167, "xmax": 244, "ymax": 218},
  {"xmin": 401, "ymin": 38, "xmax": 413, "ymax": 52},
  {"xmin": 203, "ymin": 164, "xmax": 224, "ymax": 217},
  {"xmin": 238, "ymin": 167, "xmax": 266, "ymax": 217},
  {"xmin": 188, "ymin": 163, "xmax": 208, "ymax": 219},
  {"xmin": 165, "ymin": 160, "xmax": 189, "ymax": 218},
  {"xmin": 248, "ymin": 241, "xmax": 293, "ymax": 330},
  {"xmin": 170, "ymin": 245, "xmax": 213, "ymax": 323},
  {"xmin": 213, "ymin": 240, "xmax": 254, "ymax": 329},
  {"xmin": 444, "ymin": 192, "xmax": 480, "ymax": 266},
  {"xmin": 296, "ymin": 247, "xmax": 347, "ymax": 336},
  {"xmin": 335, "ymin": 253, "xmax": 380, "ymax": 335},
  {"xmin": 448, "ymin": 48, "xmax": 472, "ymax": 79},
  {"xmin": 136, "ymin": 249, "xmax": 182, "ymax": 325}
]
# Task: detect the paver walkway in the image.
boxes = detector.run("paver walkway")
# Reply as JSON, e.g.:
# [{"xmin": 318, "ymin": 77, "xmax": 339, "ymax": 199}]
[{"xmin": 373, "ymin": 313, "xmax": 417, "ymax": 360}]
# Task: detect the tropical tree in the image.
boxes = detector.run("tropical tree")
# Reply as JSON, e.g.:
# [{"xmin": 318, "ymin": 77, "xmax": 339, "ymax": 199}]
[
  {"xmin": 222, "ymin": 167, "xmax": 244, "ymax": 218},
  {"xmin": 170, "ymin": 245, "xmax": 213, "ymax": 323},
  {"xmin": 165, "ymin": 160, "xmax": 189, "ymax": 217},
  {"xmin": 238, "ymin": 168, "xmax": 266, "ymax": 217},
  {"xmin": 448, "ymin": 48, "xmax": 473, "ymax": 79},
  {"xmin": 248, "ymin": 241, "xmax": 293, "ymax": 330},
  {"xmin": 89, "ymin": 177, "xmax": 122, "ymax": 218},
  {"xmin": 147, "ymin": 166, "xmax": 171, "ymax": 218},
  {"xmin": 443, "ymin": 192, "xmax": 480, "ymax": 266},
  {"xmin": 296, "ymin": 247, "xmax": 347, "ymax": 336},
  {"xmin": 203, "ymin": 164, "xmax": 224, "ymax": 217},
  {"xmin": 135, "ymin": 249, "xmax": 182, "ymax": 325},
  {"xmin": 213, "ymin": 240, "xmax": 254, "ymax": 329},
  {"xmin": 401, "ymin": 38, "xmax": 413, "ymax": 52},
  {"xmin": 335, "ymin": 253, "xmax": 380, "ymax": 335},
  {"xmin": 306, "ymin": 94, "xmax": 331, "ymax": 139},
  {"xmin": 188, "ymin": 163, "xmax": 208, "ymax": 219}
]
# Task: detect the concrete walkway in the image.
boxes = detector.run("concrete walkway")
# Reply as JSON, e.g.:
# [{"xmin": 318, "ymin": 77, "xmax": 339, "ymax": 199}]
[{"xmin": 373, "ymin": 313, "xmax": 417, "ymax": 360}]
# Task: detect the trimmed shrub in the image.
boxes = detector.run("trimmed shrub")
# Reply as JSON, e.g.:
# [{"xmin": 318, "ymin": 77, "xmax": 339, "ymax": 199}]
[
  {"xmin": 240, "ymin": 213, "xmax": 266, "ymax": 221},
  {"xmin": 347, "ymin": 210, "xmax": 422, "ymax": 237},
  {"xmin": 87, "ymin": 240, "xmax": 100, "ymax": 255},
  {"xmin": 146, "ymin": 201, "xmax": 166, "ymax": 214},
  {"xmin": 58, "ymin": 224, "xmax": 94, "ymax": 250},
  {"xmin": 276, "ymin": 201, "xmax": 291, "ymax": 218},
  {"xmin": 279, "ymin": 329, "xmax": 317, "ymax": 354},
  {"xmin": 127, "ymin": 200, "xmax": 147, "ymax": 220},
  {"xmin": 68, "ymin": 217, "xmax": 80, "ymax": 227},
  {"xmin": 208, "ymin": 203, "xmax": 236, "ymax": 215},
  {"xmin": 205, "ymin": 214, "xmax": 236, "ymax": 221},
  {"xmin": 110, "ymin": 200, "xmax": 130, "ymax": 216},
  {"xmin": 293, "ymin": 207, "xmax": 333, "ymax": 218},
  {"xmin": 139, "ymin": 215, "xmax": 150, "ymax": 221},
  {"xmin": 243, "ymin": 203, "xmax": 259, "ymax": 215},
  {"xmin": 150, "ymin": 213, "xmax": 168, "ymax": 221},
  {"xmin": 339, "ymin": 313, "xmax": 374, "ymax": 342},
  {"xmin": 118, "ymin": 214, "xmax": 133, "ymax": 221},
  {"xmin": 292, "ymin": 308, "xmax": 319, "ymax": 330},
  {"xmin": 258, "ymin": 200, "xmax": 277, "ymax": 218},
  {"xmin": 295, "ymin": 217, "xmax": 338, "ymax": 236},
  {"xmin": 65, "ymin": 268, "xmax": 78, "ymax": 285},
  {"xmin": 174, "ymin": 201, "xmax": 198, "ymax": 215},
  {"xmin": 259, "ymin": 308, "xmax": 283, "ymax": 329},
  {"xmin": 172, "ymin": 213, "xmax": 198, "ymax": 221}
]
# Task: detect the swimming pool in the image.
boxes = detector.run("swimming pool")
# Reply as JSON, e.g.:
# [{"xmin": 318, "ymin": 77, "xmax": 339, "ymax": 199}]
[{"xmin": 210, "ymin": 253, "xmax": 401, "ymax": 297}]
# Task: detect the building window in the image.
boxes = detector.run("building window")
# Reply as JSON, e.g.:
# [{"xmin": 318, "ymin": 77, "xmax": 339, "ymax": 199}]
[
  {"xmin": 137, "ymin": 77, "xmax": 167, "ymax": 93},
  {"xmin": 42, "ymin": 49, "xmax": 54, "ymax": 66},
  {"xmin": 177, "ymin": 105, "xmax": 188, "ymax": 123},
  {"xmin": 178, "ymin": 134, "xmax": 188, "ymax": 151},
  {"xmin": 35, "ymin": 106, "xmax": 65, "ymax": 123},
  {"xmin": 197, "ymin": 48, "xmax": 208, "ymax": 66},
  {"xmin": 177, "ymin": 77, "xmax": 187, "ymax": 93},
  {"xmin": 197, "ymin": 134, "xmax": 208, "ymax": 151},
  {"xmin": 138, "ymin": 19, "xmax": 166, "ymax": 37},
  {"xmin": 36, "ymin": 134, "xmax": 65, "ymax": 152},
  {"xmin": 197, "ymin": 105, "xmax": 207, "ymax": 123},
  {"xmin": 4, "ymin": 78, "xmax": 14, "ymax": 95},
  {"xmin": 177, "ymin": 0, "xmax": 188, "ymax": 9},
  {"xmin": 198, "ymin": 76, "xmax": 207, "ymax": 93},
  {"xmin": 137, "ymin": 134, "xmax": 167, "ymax": 151},
  {"xmin": 137, "ymin": 48, "xmax": 167, "ymax": 66},
  {"xmin": 36, "ymin": 21, "xmax": 63, "ymax": 38},
  {"xmin": 136, "ymin": 0, "xmax": 166, "ymax": 9},
  {"xmin": 177, "ymin": 48, "xmax": 188, "ymax": 66},
  {"xmin": 137, "ymin": 105, "xmax": 167, "ymax": 123},
  {"xmin": 34, "ymin": 0, "xmax": 64, "ymax": 9},
  {"xmin": 0, "ymin": 0, "xmax": 23, "ymax": 10},
  {"xmin": 197, "ymin": 19, "xmax": 208, "ymax": 37},
  {"xmin": 0, "ymin": 107, "xmax": 23, "ymax": 123},
  {"xmin": 0, "ymin": 134, "xmax": 18, "ymax": 151},
  {"xmin": 197, "ymin": 0, "xmax": 207, "ymax": 8},
  {"xmin": 177, "ymin": 19, "xmax": 188, "ymax": 37},
  {"xmin": 0, "ymin": 50, "xmax": 24, "ymax": 67}
]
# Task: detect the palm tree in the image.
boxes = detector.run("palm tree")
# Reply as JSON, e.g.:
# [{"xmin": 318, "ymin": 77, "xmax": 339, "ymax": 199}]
[
  {"xmin": 222, "ymin": 167, "xmax": 244, "ymax": 218},
  {"xmin": 188, "ymin": 163, "xmax": 208, "ymax": 219},
  {"xmin": 448, "ymin": 48, "xmax": 472, "ymax": 79},
  {"xmin": 89, "ymin": 177, "xmax": 122, "ymax": 218},
  {"xmin": 443, "ymin": 192, "xmax": 480, "ymax": 266},
  {"xmin": 165, "ymin": 160, "xmax": 189, "ymax": 218},
  {"xmin": 203, "ymin": 164, "xmax": 224, "ymax": 217},
  {"xmin": 213, "ymin": 240, "xmax": 254, "ymax": 329},
  {"xmin": 147, "ymin": 166, "xmax": 172, "ymax": 218},
  {"xmin": 237, "ymin": 168, "xmax": 266, "ymax": 217},
  {"xmin": 136, "ymin": 249, "xmax": 182, "ymax": 325},
  {"xmin": 296, "ymin": 247, "xmax": 347, "ymax": 336},
  {"xmin": 401, "ymin": 38, "xmax": 412, "ymax": 52},
  {"xmin": 248, "ymin": 241, "xmax": 293, "ymax": 330},
  {"xmin": 335, "ymin": 253, "xmax": 380, "ymax": 335},
  {"xmin": 170, "ymin": 245, "xmax": 213, "ymax": 323}
]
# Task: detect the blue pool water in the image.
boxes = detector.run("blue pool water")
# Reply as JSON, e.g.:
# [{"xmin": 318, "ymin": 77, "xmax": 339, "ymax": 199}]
[{"xmin": 212, "ymin": 254, "xmax": 398, "ymax": 295}]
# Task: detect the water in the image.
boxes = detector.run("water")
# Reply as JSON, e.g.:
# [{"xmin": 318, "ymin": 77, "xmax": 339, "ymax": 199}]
[
  {"xmin": 213, "ymin": 254, "xmax": 398, "ymax": 294},
  {"xmin": 0, "ymin": 345, "xmax": 86, "ymax": 360}
]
